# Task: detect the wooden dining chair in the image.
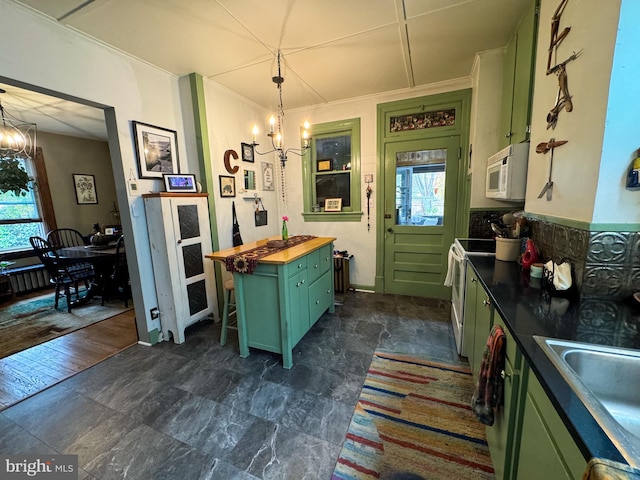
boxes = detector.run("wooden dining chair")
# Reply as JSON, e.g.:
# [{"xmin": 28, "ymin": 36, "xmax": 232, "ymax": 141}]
[
  {"xmin": 101, "ymin": 235, "xmax": 131, "ymax": 307},
  {"xmin": 47, "ymin": 228, "xmax": 93, "ymax": 290},
  {"xmin": 29, "ymin": 236, "xmax": 95, "ymax": 312},
  {"xmin": 47, "ymin": 228, "xmax": 89, "ymax": 248}
]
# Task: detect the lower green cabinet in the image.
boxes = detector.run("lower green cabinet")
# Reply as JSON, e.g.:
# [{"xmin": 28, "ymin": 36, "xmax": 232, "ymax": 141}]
[
  {"xmin": 486, "ymin": 315, "xmax": 524, "ymax": 480},
  {"xmin": 465, "ymin": 263, "xmax": 586, "ymax": 480},
  {"xmin": 515, "ymin": 369, "xmax": 586, "ymax": 479},
  {"xmin": 463, "ymin": 266, "xmax": 479, "ymax": 370}
]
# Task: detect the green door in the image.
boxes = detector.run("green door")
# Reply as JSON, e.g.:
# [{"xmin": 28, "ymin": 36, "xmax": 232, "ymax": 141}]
[{"xmin": 383, "ymin": 135, "xmax": 460, "ymax": 298}]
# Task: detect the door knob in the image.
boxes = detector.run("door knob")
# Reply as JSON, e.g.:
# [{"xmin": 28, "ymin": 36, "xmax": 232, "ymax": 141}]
[{"xmin": 387, "ymin": 227, "xmax": 394, "ymax": 233}]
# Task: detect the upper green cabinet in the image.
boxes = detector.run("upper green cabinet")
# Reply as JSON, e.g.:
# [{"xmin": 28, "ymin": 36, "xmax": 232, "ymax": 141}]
[{"xmin": 499, "ymin": 0, "xmax": 539, "ymax": 148}]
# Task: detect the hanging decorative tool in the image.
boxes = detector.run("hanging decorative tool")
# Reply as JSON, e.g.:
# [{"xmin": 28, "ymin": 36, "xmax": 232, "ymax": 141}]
[
  {"xmin": 365, "ymin": 174, "xmax": 373, "ymax": 232},
  {"xmin": 546, "ymin": 0, "xmax": 571, "ymax": 73},
  {"xmin": 545, "ymin": 0, "xmax": 582, "ymax": 129},
  {"xmin": 546, "ymin": 50, "xmax": 582, "ymax": 129},
  {"xmin": 536, "ymin": 138, "xmax": 568, "ymax": 201}
]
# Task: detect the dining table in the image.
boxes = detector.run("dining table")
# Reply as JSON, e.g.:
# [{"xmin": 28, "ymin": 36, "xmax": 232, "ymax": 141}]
[{"xmin": 55, "ymin": 244, "xmax": 121, "ymax": 306}]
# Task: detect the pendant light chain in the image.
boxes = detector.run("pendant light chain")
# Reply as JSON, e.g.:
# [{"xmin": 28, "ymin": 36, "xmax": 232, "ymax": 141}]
[{"xmin": 280, "ymin": 161, "xmax": 287, "ymax": 204}]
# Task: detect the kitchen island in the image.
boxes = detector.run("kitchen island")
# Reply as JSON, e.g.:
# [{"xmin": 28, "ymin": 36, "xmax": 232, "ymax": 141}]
[{"xmin": 207, "ymin": 236, "xmax": 335, "ymax": 368}]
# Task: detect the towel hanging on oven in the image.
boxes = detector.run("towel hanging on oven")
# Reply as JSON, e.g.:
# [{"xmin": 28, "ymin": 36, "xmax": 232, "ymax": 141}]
[{"xmin": 254, "ymin": 199, "xmax": 268, "ymax": 227}]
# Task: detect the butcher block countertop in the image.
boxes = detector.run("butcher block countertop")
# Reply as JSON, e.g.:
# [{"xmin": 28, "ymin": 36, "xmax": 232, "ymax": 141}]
[{"xmin": 206, "ymin": 236, "xmax": 336, "ymax": 265}]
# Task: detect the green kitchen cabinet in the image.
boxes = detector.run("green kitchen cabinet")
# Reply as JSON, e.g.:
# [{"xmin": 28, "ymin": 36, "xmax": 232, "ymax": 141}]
[
  {"xmin": 486, "ymin": 314, "xmax": 526, "ymax": 480},
  {"xmin": 515, "ymin": 368, "xmax": 586, "ymax": 479},
  {"xmin": 464, "ymin": 262, "xmax": 495, "ymax": 380},
  {"xmin": 463, "ymin": 265, "xmax": 479, "ymax": 370},
  {"xmin": 472, "ymin": 284, "xmax": 494, "ymax": 382},
  {"xmin": 287, "ymin": 267, "xmax": 309, "ymax": 347},
  {"xmin": 499, "ymin": 0, "xmax": 539, "ymax": 148}
]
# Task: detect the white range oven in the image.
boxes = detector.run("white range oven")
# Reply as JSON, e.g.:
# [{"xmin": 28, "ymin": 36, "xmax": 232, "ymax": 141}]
[{"xmin": 449, "ymin": 238, "xmax": 496, "ymax": 356}]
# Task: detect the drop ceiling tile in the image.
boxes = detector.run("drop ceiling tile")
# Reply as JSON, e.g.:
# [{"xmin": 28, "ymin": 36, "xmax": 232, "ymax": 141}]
[
  {"xmin": 59, "ymin": 0, "xmax": 271, "ymax": 76},
  {"xmin": 218, "ymin": 0, "xmax": 399, "ymax": 51},
  {"xmin": 284, "ymin": 25, "xmax": 410, "ymax": 106}
]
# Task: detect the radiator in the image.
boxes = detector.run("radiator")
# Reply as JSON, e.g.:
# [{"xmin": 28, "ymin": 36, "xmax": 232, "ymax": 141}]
[{"xmin": 9, "ymin": 267, "xmax": 51, "ymax": 294}]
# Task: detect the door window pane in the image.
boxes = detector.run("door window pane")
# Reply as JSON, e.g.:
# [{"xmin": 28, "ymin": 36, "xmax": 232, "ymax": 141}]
[{"xmin": 395, "ymin": 149, "xmax": 446, "ymax": 226}]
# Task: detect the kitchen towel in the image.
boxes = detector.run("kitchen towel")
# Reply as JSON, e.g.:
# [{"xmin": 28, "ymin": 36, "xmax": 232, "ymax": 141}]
[
  {"xmin": 471, "ymin": 324, "xmax": 506, "ymax": 426},
  {"xmin": 444, "ymin": 244, "xmax": 456, "ymax": 287}
]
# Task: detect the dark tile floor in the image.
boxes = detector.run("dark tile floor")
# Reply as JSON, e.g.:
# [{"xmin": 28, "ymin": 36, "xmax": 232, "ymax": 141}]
[{"xmin": 0, "ymin": 291, "xmax": 465, "ymax": 480}]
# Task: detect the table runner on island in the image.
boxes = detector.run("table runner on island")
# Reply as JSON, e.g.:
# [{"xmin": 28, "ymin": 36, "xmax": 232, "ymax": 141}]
[{"xmin": 225, "ymin": 235, "xmax": 317, "ymax": 274}]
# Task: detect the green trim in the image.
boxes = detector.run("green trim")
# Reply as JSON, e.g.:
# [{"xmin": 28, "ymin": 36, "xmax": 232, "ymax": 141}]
[
  {"xmin": 188, "ymin": 73, "xmax": 224, "ymax": 317},
  {"xmin": 148, "ymin": 328, "xmax": 161, "ymax": 345},
  {"xmin": 302, "ymin": 212, "xmax": 363, "ymax": 222},
  {"xmin": 525, "ymin": 211, "xmax": 640, "ymax": 232},
  {"xmin": 302, "ymin": 118, "xmax": 361, "ymax": 218}
]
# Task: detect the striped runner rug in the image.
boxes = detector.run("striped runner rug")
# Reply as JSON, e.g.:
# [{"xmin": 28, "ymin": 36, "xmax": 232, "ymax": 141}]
[{"xmin": 332, "ymin": 352, "xmax": 495, "ymax": 480}]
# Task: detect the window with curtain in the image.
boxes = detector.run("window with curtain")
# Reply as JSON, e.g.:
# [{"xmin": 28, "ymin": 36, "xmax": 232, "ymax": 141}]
[{"xmin": 0, "ymin": 149, "xmax": 55, "ymax": 255}]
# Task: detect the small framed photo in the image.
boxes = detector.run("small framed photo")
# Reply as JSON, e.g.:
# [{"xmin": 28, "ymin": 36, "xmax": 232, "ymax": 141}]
[
  {"xmin": 219, "ymin": 175, "xmax": 236, "ymax": 197},
  {"xmin": 262, "ymin": 162, "xmax": 274, "ymax": 191},
  {"xmin": 324, "ymin": 198, "xmax": 342, "ymax": 212},
  {"xmin": 163, "ymin": 173, "xmax": 197, "ymax": 193},
  {"xmin": 241, "ymin": 142, "xmax": 254, "ymax": 163},
  {"xmin": 132, "ymin": 121, "xmax": 180, "ymax": 179},
  {"xmin": 73, "ymin": 174, "xmax": 98, "ymax": 204},
  {"xmin": 317, "ymin": 159, "xmax": 333, "ymax": 172}
]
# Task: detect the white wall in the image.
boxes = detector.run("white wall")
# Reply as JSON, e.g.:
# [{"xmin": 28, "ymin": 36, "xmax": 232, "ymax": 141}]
[
  {"xmin": 200, "ymin": 79, "xmax": 281, "ymax": 251},
  {"xmin": 1, "ymin": 1, "xmax": 190, "ymax": 340},
  {"xmin": 525, "ymin": 0, "xmax": 621, "ymax": 223}
]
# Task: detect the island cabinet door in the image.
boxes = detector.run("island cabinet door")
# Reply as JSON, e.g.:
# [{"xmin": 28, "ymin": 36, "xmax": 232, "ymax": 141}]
[
  {"xmin": 309, "ymin": 270, "xmax": 333, "ymax": 325},
  {"xmin": 307, "ymin": 244, "xmax": 333, "ymax": 284},
  {"xmin": 287, "ymin": 269, "xmax": 310, "ymax": 346}
]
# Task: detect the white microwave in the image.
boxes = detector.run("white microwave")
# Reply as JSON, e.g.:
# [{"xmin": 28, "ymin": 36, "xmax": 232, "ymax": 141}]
[{"xmin": 485, "ymin": 143, "xmax": 530, "ymax": 201}]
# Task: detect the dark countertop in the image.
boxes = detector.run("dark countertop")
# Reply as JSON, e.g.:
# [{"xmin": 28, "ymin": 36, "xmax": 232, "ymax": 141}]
[{"xmin": 469, "ymin": 256, "xmax": 640, "ymax": 466}]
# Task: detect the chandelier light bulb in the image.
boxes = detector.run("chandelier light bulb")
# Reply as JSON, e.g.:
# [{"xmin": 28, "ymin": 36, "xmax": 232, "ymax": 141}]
[
  {"xmin": 252, "ymin": 125, "xmax": 259, "ymax": 143},
  {"xmin": 269, "ymin": 116, "xmax": 276, "ymax": 134}
]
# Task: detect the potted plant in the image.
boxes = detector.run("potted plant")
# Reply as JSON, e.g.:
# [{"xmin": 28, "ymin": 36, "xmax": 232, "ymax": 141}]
[{"xmin": 0, "ymin": 158, "xmax": 31, "ymax": 196}]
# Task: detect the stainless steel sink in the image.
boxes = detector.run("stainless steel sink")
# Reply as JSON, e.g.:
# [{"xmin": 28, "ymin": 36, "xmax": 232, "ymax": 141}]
[{"xmin": 534, "ymin": 336, "xmax": 640, "ymax": 468}]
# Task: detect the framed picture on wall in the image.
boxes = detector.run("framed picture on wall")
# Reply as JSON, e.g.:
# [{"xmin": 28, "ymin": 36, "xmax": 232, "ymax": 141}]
[
  {"xmin": 73, "ymin": 174, "xmax": 98, "ymax": 204},
  {"xmin": 219, "ymin": 175, "xmax": 236, "ymax": 197},
  {"xmin": 241, "ymin": 142, "xmax": 254, "ymax": 163},
  {"xmin": 132, "ymin": 121, "xmax": 180, "ymax": 179},
  {"xmin": 262, "ymin": 162, "xmax": 274, "ymax": 191}
]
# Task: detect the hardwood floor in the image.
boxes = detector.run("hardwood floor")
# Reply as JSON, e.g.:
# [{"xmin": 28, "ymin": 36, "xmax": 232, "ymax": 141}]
[{"xmin": 0, "ymin": 309, "xmax": 138, "ymax": 410}]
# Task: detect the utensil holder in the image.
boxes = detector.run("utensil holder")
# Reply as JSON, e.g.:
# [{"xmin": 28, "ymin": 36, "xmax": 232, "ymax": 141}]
[{"xmin": 495, "ymin": 237, "xmax": 520, "ymax": 262}]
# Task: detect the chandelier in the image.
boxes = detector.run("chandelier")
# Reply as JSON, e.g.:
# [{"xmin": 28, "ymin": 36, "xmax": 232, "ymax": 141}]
[
  {"xmin": 0, "ymin": 89, "xmax": 37, "ymax": 160},
  {"xmin": 251, "ymin": 50, "xmax": 310, "ymax": 169}
]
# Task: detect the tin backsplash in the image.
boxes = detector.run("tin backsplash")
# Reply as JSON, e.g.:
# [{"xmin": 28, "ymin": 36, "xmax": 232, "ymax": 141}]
[
  {"xmin": 529, "ymin": 219, "xmax": 640, "ymax": 300},
  {"xmin": 469, "ymin": 211, "xmax": 640, "ymax": 300}
]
